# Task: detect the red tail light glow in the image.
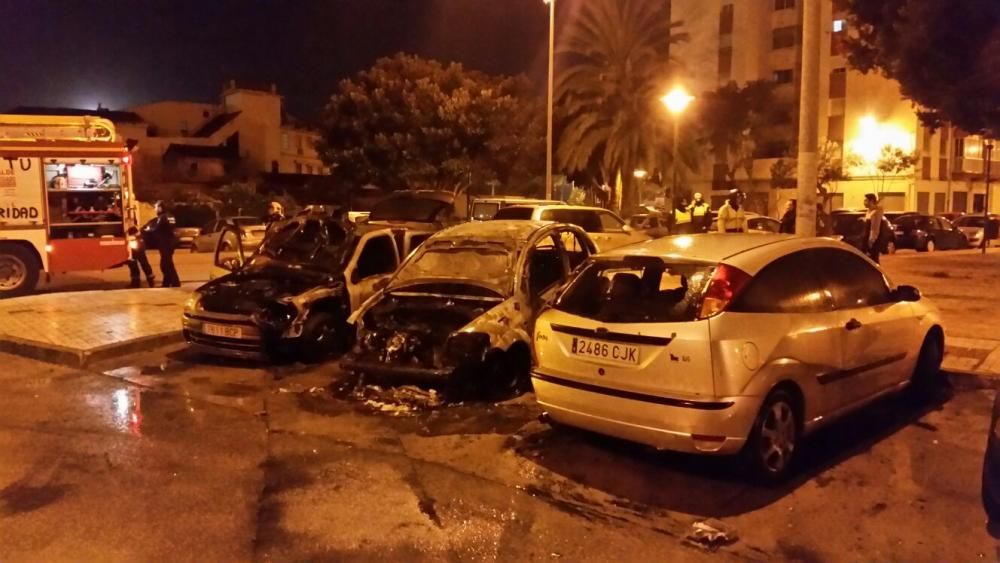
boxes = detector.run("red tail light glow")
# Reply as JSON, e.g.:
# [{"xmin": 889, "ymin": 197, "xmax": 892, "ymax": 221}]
[{"xmin": 698, "ymin": 263, "xmax": 752, "ymax": 319}]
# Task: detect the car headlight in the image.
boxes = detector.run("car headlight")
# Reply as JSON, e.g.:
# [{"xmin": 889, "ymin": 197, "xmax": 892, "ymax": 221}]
[
  {"xmin": 184, "ymin": 295, "xmax": 202, "ymax": 313},
  {"xmin": 444, "ymin": 332, "xmax": 491, "ymax": 365},
  {"xmin": 252, "ymin": 302, "xmax": 297, "ymax": 330}
]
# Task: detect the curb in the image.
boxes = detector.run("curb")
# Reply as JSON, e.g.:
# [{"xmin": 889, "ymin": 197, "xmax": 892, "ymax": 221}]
[
  {"xmin": 946, "ymin": 369, "xmax": 1000, "ymax": 391},
  {"xmin": 0, "ymin": 331, "xmax": 184, "ymax": 369}
]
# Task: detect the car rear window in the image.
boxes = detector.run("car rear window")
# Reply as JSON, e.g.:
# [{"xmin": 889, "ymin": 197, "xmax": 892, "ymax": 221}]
[
  {"xmin": 554, "ymin": 257, "xmax": 715, "ymax": 323},
  {"xmin": 493, "ymin": 207, "xmax": 535, "ymax": 220}
]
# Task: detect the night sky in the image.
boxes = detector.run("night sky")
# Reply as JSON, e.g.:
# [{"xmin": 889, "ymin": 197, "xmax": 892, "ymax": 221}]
[{"xmin": 0, "ymin": 0, "xmax": 576, "ymax": 120}]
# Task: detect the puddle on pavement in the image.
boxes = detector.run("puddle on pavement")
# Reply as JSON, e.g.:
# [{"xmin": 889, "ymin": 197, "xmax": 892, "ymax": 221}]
[{"xmin": 81, "ymin": 385, "xmax": 212, "ymax": 437}]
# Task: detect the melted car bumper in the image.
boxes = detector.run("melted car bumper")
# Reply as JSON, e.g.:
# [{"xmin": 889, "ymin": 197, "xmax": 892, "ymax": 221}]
[
  {"xmin": 532, "ymin": 371, "xmax": 758, "ymax": 455},
  {"xmin": 183, "ymin": 312, "xmax": 267, "ymax": 359},
  {"xmin": 340, "ymin": 356, "xmax": 456, "ymax": 382}
]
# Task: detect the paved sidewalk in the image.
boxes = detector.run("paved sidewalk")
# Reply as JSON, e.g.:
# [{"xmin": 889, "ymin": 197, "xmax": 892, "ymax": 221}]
[
  {"xmin": 0, "ymin": 288, "xmax": 189, "ymax": 367},
  {"xmin": 945, "ymin": 336, "xmax": 1000, "ymax": 377}
]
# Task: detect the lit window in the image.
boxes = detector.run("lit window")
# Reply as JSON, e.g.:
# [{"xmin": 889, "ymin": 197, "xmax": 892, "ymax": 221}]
[
  {"xmin": 833, "ymin": 19, "xmax": 845, "ymax": 33},
  {"xmin": 773, "ymin": 69, "xmax": 794, "ymax": 84},
  {"xmin": 281, "ymin": 133, "xmax": 289, "ymax": 150}
]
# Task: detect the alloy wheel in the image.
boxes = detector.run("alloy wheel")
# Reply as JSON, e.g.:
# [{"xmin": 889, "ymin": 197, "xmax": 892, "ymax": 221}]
[{"xmin": 759, "ymin": 401, "xmax": 797, "ymax": 474}]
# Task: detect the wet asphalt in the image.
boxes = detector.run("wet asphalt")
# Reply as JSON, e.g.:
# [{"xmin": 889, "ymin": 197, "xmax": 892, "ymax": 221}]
[{"xmin": 0, "ymin": 345, "xmax": 996, "ymax": 562}]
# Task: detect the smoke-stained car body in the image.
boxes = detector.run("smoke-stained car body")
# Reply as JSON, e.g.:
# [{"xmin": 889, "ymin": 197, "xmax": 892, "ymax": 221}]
[
  {"xmin": 183, "ymin": 208, "xmax": 438, "ymax": 361},
  {"xmin": 342, "ymin": 220, "xmax": 598, "ymax": 394}
]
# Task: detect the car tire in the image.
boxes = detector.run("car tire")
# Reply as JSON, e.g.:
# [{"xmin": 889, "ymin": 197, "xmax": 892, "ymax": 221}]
[
  {"xmin": 910, "ymin": 331, "xmax": 944, "ymax": 397},
  {"xmin": 0, "ymin": 245, "xmax": 40, "ymax": 298},
  {"xmin": 921, "ymin": 238, "xmax": 936, "ymax": 253},
  {"xmin": 744, "ymin": 389, "xmax": 800, "ymax": 484},
  {"xmin": 491, "ymin": 345, "xmax": 531, "ymax": 397},
  {"xmin": 298, "ymin": 311, "xmax": 344, "ymax": 363}
]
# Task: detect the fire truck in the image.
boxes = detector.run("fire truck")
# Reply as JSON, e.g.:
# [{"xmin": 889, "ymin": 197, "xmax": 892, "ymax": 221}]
[{"xmin": 0, "ymin": 114, "xmax": 135, "ymax": 297}]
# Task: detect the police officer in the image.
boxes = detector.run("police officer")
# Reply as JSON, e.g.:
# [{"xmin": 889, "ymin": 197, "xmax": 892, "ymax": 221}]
[
  {"xmin": 672, "ymin": 196, "xmax": 694, "ymax": 234},
  {"xmin": 690, "ymin": 192, "xmax": 710, "ymax": 232},
  {"xmin": 716, "ymin": 189, "xmax": 749, "ymax": 233},
  {"xmin": 145, "ymin": 201, "xmax": 181, "ymax": 287},
  {"xmin": 264, "ymin": 201, "xmax": 285, "ymax": 228}
]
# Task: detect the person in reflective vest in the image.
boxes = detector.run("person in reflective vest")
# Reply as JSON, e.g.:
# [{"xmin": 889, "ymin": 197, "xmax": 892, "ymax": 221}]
[
  {"xmin": 690, "ymin": 192, "xmax": 710, "ymax": 232},
  {"xmin": 672, "ymin": 196, "xmax": 693, "ymax": 234},
  {"xmin": 716, "ymin": 189, "xmax": 749, "ymax": 233}
]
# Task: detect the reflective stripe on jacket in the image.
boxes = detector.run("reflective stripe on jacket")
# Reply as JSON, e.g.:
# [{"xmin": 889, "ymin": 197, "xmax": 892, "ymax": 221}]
[{"xmin": 716, "ymin": 203, "xmax": 748, "ymax": 232}]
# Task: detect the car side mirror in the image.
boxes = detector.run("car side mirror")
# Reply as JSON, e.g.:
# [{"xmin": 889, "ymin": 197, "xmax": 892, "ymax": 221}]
[
  {"xmin": 893, "ymin": 284, "xmax": 921, "ymax": 302},
  {"xmin": 221, "ymin": 257, "xmax": 242, "ymax": 272}
]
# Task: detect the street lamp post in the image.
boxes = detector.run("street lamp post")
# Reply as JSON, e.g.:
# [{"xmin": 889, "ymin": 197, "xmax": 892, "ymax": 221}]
[
  {"xmin": 660, "ymin": 87, "xmax": 694, "ymax": 204},
  {"xmin": 983, "ymin": 141, "xmax": 994, "ymax": 255},
  {"xmin": 544, "ymin": 0, "xmax": 555, "ymax": 200}
]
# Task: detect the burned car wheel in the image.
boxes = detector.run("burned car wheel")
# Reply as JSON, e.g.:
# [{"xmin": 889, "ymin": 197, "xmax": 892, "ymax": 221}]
[
  {"xmin": 493, "ymin": 344, "xmax": 531, "ymax": 397},
  {"xmin": 298, "ymin": 311, "xmax": 347, "ymax": 363}
]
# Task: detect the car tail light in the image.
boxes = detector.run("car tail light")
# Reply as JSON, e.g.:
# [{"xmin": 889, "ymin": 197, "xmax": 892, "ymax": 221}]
[{"xmin": 698, "ymin": 264, "xmax": 752, "ymax": 319}]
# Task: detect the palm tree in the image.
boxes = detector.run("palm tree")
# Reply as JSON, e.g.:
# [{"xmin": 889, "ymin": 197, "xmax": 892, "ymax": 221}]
[{"xmin": 556, "ymin": 0, "xmax": 687, "ymax": 211}]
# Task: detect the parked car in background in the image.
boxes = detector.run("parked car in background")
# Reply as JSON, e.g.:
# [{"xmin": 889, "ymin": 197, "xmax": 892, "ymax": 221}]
[
  {"xmin": 830, "ymin": 210, "xmax": 897, "ymax": 254},
  {"xmin": 184, "ymin": 209, "xmax": 439, "ymax": 362},
  {"xmin": 493, "ymin": 205, "xmax": 649, "ymax": 251},
  {"xmin": 343, "ymin": 220, "xmax": 597, "ymax": 397},
  {"xmin": 705, "ymin": 211, "xmax": 781, "ymax": 234},
  {"xmin": 469, "ymin": 196, "xmax": 564, "ymax": 221},
  {"xmin": 172, "ymin": 203, "xmax": 217, "ymax": 248},
  {"xmin": 892, "ymin": 214, "xmax": 969, "ymax": 251},
  {"xmin": 532, "ymin": 234, "xmax": 943, "ymax": 481},
  {"xmin": 954, "ymin": 214, "xmax": 1000, "ymax": 248},
  {"xmin": 191, "ymin": 216, "xmax": 268, "ymax": 253},
  {"xmin": 628, "ymin": 212, "xmax": 671, "ymax": 239}
]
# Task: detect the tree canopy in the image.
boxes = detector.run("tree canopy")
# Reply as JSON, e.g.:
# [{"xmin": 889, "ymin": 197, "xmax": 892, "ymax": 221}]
[
  {"xmin": 844, "ymin": 0, "xmax": 1000, "ymax": 136},
  {"xmin": 699, "ymin": 81, "xmax": 779, "ymax": 189},
  {"xmin": 555, "ymin": 0, "xmax": 687, "ymax": 209},
  {"xmin": 318, "ymin": 54, "xmax": 545, "ymax": 193}
]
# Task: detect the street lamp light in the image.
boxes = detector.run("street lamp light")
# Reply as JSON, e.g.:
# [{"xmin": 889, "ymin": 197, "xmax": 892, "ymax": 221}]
[
  {"xmin": 660, "ymin": 87, "xmax": 694, "ymax": 204},
  {"xmin": 543, "ymin": 0, "xmax": 556, "ymax": 200}
]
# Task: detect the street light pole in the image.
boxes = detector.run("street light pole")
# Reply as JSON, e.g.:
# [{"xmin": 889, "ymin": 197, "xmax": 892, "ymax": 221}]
[
  {"xmin": 983, "ymin": 141, "xmax": 994, "ymax": 255},
  {"xmin": 544, "ymin": 0, "xmax": 555, "ymax": 201},
  {"xmin": 660, "ymin": 87, "xmax": 694, "ymax": 205},
  {"xmin": 671, "ymin": 118, "xmax": 680, "ymax": 204}
]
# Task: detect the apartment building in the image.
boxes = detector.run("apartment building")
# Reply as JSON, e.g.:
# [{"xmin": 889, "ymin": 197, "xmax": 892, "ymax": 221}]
[
  {"xmin": 672, "ymin": 0, "xmax": 998, "ymax": 215},
  {"xmin": 10, "ymin": 81, "xmax": 327, "ymax": 198}
]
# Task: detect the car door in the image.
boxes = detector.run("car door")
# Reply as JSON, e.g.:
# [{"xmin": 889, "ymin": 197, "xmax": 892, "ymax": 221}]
[
  {"xmin": 521, "ymin": 229, "xmax": 574, "ymax": 335},
  {"xmin": 345, "ymin": 232, "xmax": 399, "ymax": 311},
  {"xmin": 935, "ymin": 217, "xmax": 962, "ymax": 249},
  {"xmin": 814, "ymin": 248, "xmax": 919, "ymax": 402},
  {"xmin": 596, "ymin": 210, "xmax": 647, "ymax": 250},
  {"xmin": 211, "ymin": 226, "xmax": 245, "ymax": 280}
]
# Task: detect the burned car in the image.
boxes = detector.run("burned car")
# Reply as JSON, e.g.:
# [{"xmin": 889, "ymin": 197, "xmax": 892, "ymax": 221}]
[
  {"xmin": 183, "ymin": 209, "xmax": 436, "ymax": 361},
  {"xmin": 342, "ymin": 220, "xmax": 597, "ymax": 395}
]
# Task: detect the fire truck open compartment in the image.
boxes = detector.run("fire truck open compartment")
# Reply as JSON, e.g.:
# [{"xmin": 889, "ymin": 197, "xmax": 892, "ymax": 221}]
[{"xmin": 44, "ymin": 162, "xmax": 126, "ymax": 239}]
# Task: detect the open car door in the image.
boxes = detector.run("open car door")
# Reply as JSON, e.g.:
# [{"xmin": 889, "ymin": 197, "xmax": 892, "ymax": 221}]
[{"xmin": 211, "ymin": 226, "xmax": 246, "ymax": 280}]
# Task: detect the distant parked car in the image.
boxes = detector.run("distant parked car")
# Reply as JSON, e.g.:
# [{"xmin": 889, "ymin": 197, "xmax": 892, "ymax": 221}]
[
  {"xmin": 831, "ymin": 210, "xmax": 897, "ymax": 254},
  {"xmin": 469, "ymin": 196, "xmax": 565, "ymax": 221},
  {"xmin": 954, "ymin": 214, "xmax": 1000, "ymax": 249},
  {"xmin": 532, "ymin": 233, "xmax": 943, "ymax": 481},
  {"xmin": 892, "ymin": 214, "xmax": 969, "ymax": 252},
  {"xmin": 493, "ymin": 205, "xmax": 650, "ymax": 251},
  {"xmin": 706, "ymin": 211, "xmax": 782, "ymax": 234},
  {"xmin": 938, "ymin": 211, "xmax": 965, "ymax": 223},
  {"xmin": 191, "ymin": 216, "xmax": 267, "ymax": 253},
  {"xmin": 628, "ymin": 212, "xmax": 671, "ymax": 238}
]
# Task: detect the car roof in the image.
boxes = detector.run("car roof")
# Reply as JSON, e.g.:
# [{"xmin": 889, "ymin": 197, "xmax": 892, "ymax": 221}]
[
  {"xmin": 599, "ymin": 234, "xmax": 858, "ymax": 275},
  {"xmin": 424, "ymin": 219, "xmax": 556, "ymax": 247},
  {"xmin": 501, "ymin": 204, "xmax": 614, "ymax": 213}
]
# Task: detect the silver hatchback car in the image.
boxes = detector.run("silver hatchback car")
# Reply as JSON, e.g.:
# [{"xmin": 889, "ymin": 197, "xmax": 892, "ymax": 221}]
[{"xmin": 532, "ymin": 234, "xmax": 944, "ymax": 481}]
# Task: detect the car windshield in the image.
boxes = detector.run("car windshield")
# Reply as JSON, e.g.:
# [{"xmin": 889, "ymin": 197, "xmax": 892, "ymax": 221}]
[
  {"xmin": 249, "ymin": 217, "xmax": 352, "ymax": 272},
  {"xmin": 956, "ymin": 216, "xmax": 987, "ymax": 228},
  {"xmin": 493, "ymin": 207, "xmax": 535, "ymax": 220},
  {"xmin": 392, "ymin": 242, "xmax": 513, "ymax": 291},
  {"xmin": 472, "ymin": 202, "xmax": 501, "ymax": 221},
  {"xmin": 555, "ymin": 258, "xmax": 715, "ymax": 323},
  {"xmin": 369, "ymin": 197, "xmax": 450, "ymax": 222}
]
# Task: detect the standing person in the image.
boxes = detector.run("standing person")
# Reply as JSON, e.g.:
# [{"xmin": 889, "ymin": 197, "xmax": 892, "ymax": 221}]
[
  {"xmin": 690, "ymin": 192, "xmax": 711, "ymax": 232},
  {"xmin": 716, "ymin": 189, "xmax": 749, "ymax": 233},
  {"xmin": 779, "ymin": 199, "xmax": 797, "ymax": 234},
  {"xmin": 816, "ymin": 202, "xmax": 831, "ymax": 236},
  {"xmin": 863, "ymin": 193, "xmax": 885, "ymax": 263},
  {"xmin": 263, "ymin": 201, "xmax": 285, "ymax": 229},
  {"xmin": 145, "ymin": 201, "xmax": 181, "ymax": 287},
  {"xmin": 671, "ymin": 196, "xmax": 693, "ymax": 234},
  {"xmin": 125, "ymin": 226, "xmax": 156, "ymax": 288}
]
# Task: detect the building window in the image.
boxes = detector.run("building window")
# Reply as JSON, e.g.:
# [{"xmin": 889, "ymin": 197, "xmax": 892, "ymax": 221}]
[
  {"xmin": 939, "ymin": 159, "xmax": 950, "ymax": 181},
  {"xmin": 955, "ymin": 137, "xmax": 965, "ymax": 158},
  {"xmin": 712, "ymin": 163, "xmax": 730, "ymax": 189},
  {"xmin": 831, "ymin": 22, "xmax": 846, "ymax": 55},
  {"xmin": 829, "ymin": 68, "xmax": 847, "ymax": 98},
  {"xmin": 773, "ymin": 69, "xmax": 794, "ymax": 84},
  {"xmin": 718, "ymin": 47, "xmax": 733, "ymax": 83},
  {"xmin": 281, "ymin": 133, "xmax": 289, "ymax": 151},
  {"xmin": 921, "ymin": 157, "xmax": 932, "ymax": 180},
  {"xmin": 828, "ymin": 115, "xmax": 845, "ymax": 144},
  {"xmin": 297, "ymin": 135, "xmax": 304, "ymax": 155},
  {"xmin": 188, "ymin": 161, "xmax": 198, "ymax": 177},
  {"xmin": 939, "ymin": 127, "xmax": 950, "ymax": 156},
  {"xmin": 271, "ymin": 160, "xmax": 279, "ymax": 174},
  {"xmin": 922, "ymin": 127, "xmax": 934, "ymax": 153},
  {"xmin": 774, "ymin": 0, "xmax": 795, "ymax": 10},
  {"xmin": 719, "ymin": 4, "xmax": 734, "ymax": 35},
  {"xmin": 772, "ymin": 26, "xmax": 797, "ymax": 50},
  {"xmin": 832, "ymin": 19, "xmax": 845, "ymax": 33},
  {"xmin": 180, "ymin": 120, "xmax": 189, "ymax": 136},
  {"xmin": 295, "ymin": 162, "xmax": 302, "ymax": 174},
  {"xmin": 305, "ymin": 164, "xmax": 313, "ymax": 175}
]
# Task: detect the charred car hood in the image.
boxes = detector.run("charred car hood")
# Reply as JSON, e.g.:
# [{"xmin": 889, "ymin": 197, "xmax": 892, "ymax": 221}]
[{"xmin": 197, "ymin": 268, "xmax": 340, "ymax": 314}]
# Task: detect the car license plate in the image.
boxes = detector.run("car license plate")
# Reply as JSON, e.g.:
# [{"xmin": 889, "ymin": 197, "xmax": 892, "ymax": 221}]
[
  {"xmin": 203, "ymin": 323, "xmax": 243, "ymax": 339},
  {"xmin": 571, "ymin": 337, "xmax": 639, "ymax": 365}
]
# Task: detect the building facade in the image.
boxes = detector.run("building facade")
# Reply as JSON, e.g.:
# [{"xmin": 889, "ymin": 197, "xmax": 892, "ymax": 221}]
[{"xmin": 672, "ymin": 0, "xmax": 998, "ymax": 215}]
